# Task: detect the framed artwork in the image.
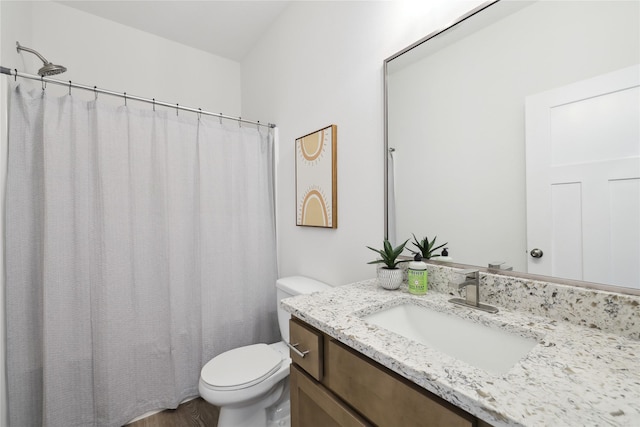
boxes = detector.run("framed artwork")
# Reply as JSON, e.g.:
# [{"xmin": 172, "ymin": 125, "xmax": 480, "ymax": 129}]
[{"xmin": 295, "ymin": 125, "xmax": 337, "ymax": 228}]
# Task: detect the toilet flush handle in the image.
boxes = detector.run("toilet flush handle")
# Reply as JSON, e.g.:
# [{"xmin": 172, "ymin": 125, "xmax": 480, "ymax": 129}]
[{"xmin": 286, "ymin": 341, "xmax": 309, "ymax": 358}]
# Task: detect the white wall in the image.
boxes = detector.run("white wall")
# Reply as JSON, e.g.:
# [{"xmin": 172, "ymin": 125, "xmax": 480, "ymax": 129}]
[
  {"xmin": 0, "ymin": 0, "xmax": 491, "ymax": 423},
  {"xmin": 241, "ymin": 0, "xmax": 484, "ymax": 286},
  {"xmin": 0, "ymin": 2, "xmax": 243, "ymax": 424},
  {"xmin": 2, "ymin": 1, "xmax": 241, "ymax": 109}
]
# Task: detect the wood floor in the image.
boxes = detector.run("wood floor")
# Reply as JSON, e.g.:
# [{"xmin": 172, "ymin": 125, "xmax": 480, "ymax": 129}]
[{"xmin": 125, "ymin": 398, "xmax": 220, "ymax": 427}]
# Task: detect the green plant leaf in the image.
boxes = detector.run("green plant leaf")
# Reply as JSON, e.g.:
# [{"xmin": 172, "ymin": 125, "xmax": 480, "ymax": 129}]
[
  {"xmin": 409, "ymin": 234, "xmax": 448, "ymax": 258},
  {"xmin": 366, "ymin": 239, "xmax": 408, "ymax": 269},
  {"xmin": 383, "ymin": 239, "xmax": 393, "ymax": 255},
  {"xmin": 431, "ymin": 242, "xmax": 447, "ymax": 253},
  {"xmin": 366, "ymin": 246, "xmax": 384, "ymax": 256}
]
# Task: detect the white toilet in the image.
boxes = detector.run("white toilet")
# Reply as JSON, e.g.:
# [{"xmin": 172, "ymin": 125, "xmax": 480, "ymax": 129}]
[{"xmin": 199, "ymin": 276, "xmax": 330, "ymax": 427}]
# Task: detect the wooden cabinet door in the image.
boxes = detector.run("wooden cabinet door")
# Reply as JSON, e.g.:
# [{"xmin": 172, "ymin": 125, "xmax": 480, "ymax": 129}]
[
  {"xmin": 290, "ymin": 364, "xmax": 370, "ymax": 427},
  {"xmin": 323, "ymin": 338, "xmax": 474, "ymax": 427}
]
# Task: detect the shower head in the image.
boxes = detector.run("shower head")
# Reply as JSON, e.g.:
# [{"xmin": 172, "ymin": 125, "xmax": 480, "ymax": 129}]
[
  {"xmin": 16, "ymin": 41, "xmax": 67, "ymax": 77},
  {"xmin": 37, "ymin": 62, "xmax": 67, "ymax": 77}
]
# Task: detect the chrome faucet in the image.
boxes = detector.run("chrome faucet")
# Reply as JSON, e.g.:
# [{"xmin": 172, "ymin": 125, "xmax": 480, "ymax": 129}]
[
  {"xmin": 488, "ymin": 261, "xmax": 513, "ymax": 271},
  {"xmin": 458, "ymin": 269, "xmax": 481, "ymax": 305},
  {"xmin": 449, "ymin": 269, "xmax": 499, "ymax": 313}
]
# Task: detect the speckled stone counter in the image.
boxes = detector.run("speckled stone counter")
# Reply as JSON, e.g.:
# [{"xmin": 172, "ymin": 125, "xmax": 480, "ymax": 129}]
[
  {"xmin": 281, "ymin": 277, "xmax": 640, "ymax": 427},
  {"xmin": 425, "ymin": 263, "xmax": 640, "ymax": 341}
]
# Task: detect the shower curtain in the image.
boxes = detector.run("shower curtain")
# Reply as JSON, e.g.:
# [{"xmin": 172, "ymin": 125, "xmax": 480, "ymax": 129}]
[{"xmin": 5, "ymin": 84, "xmax": 279, "ymax": 426}]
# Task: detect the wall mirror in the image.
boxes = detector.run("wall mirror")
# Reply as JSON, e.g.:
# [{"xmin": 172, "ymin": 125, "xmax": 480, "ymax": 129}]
[{"xmin": 385, "ymin": 0, "xmax": 639, "ymax": 293}]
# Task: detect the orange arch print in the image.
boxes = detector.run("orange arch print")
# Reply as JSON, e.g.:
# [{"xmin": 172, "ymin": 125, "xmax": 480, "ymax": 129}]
[
  {"xmin": 301, "ymin": 190, "xmax": 329, "ymax": 227},
  {"xmin": 300, "ymin": 129, "xmax": 324, "ymax": 162}
]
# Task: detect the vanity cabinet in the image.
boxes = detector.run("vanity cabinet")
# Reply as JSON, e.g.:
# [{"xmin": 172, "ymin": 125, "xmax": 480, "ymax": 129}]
[
  {"xmin": 290, "ymin": 365, "xmax": 368, "ymax": 427},
  {"xmin": 289, "ymin": 317, "xmax": 488, "ymax": 427}
]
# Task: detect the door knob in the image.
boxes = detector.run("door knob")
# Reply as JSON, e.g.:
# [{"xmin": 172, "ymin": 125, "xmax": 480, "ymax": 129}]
[{"xmin": 530, "ymin": 248, "xmax": 543, "ymax": 258}]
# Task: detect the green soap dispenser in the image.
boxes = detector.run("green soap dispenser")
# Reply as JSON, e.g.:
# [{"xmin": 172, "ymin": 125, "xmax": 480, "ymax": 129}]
[{"xmin": 407, "ymin": 254, "xmax": 428, "ymax": 295}]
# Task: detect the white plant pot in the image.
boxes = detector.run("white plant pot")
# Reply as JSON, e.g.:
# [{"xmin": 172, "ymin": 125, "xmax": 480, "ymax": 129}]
[{"xmin": 376, "ymin": 267, "xmax": 403, "ymax": 290}]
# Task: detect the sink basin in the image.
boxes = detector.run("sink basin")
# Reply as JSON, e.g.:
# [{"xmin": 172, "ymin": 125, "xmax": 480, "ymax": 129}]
[{"xmin": 362, "ymin": 303, "xmax": 538, "ymax": 374}]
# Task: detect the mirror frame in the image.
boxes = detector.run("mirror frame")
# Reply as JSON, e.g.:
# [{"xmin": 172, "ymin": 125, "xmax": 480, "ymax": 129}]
[{"xmin": 383, "ymin": 0, "xmax": 640, "ymax": 296}]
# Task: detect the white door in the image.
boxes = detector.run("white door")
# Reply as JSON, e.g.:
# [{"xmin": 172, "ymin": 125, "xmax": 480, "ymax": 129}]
[{"xmin": 526, "ymin": 65, "xmax": 640, "ymax": 289}]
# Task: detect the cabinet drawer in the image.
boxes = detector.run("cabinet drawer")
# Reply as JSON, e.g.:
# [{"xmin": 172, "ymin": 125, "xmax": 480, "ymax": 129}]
[
  {"xmin": 289, "ymin": 318, "xmax": 323, "ymax": 381},
  {"xmin": 323, "ymin": 338, "xmax": 474, "ymax": 427}
]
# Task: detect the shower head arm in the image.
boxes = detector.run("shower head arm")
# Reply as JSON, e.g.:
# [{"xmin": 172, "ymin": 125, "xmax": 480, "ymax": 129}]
[{"xmin": 16, "ymin": 42, "xmax": 51, "ymax": 65}]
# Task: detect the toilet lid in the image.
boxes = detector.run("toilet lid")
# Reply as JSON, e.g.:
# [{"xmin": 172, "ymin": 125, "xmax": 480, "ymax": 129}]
[{"xmin": 201, "ymin": 343, "xmax": 283, "ymax": 390}]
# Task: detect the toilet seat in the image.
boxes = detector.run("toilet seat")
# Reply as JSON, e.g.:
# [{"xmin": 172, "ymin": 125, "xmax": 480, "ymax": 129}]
[{"xmin": 201, "ymin": 343, "xmax": 283, "ymax": 391}]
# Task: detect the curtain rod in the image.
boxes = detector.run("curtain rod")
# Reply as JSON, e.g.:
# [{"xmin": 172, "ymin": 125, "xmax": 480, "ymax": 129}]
[{"xmin": 0, "ymin": 66, "xmax": 276, "ymax": 129}]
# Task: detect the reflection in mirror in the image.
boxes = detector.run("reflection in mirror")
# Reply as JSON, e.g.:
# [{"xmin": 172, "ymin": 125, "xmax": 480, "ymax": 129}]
[{"xmin": 385, "ymin": 0, "xmax": 639, "ymax": 291}]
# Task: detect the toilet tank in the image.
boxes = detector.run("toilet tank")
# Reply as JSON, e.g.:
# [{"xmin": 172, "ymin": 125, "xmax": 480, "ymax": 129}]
[{"xmin": 276, "ymin": 276, "xmax": 330, "ymax": 343}]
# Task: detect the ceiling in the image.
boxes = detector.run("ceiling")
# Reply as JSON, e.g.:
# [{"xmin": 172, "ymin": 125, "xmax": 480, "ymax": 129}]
[{"xmin": 57, "ymin": 1, "xmax": 291, "ymax": 62}]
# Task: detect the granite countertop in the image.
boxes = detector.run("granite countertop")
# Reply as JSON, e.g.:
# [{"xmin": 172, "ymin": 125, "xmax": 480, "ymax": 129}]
[{"xmin": 281, "ymin": 279, "xmax": 640, "ymax": 427}]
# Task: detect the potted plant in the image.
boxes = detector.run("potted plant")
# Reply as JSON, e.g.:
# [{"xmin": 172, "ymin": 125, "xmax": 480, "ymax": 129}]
[
  {"xmin": 366, "ymin": 239, "xmax": 409, "ymax": 290},
  {"xmin": 410, "ymin": 234, "xmax": 447, "ymax": 260}
]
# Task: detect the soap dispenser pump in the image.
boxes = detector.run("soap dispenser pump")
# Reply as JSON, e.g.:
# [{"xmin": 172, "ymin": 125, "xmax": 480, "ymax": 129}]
[{"xmin": 433, "ymin": 248, "xmax": 453, "ymax": 262}]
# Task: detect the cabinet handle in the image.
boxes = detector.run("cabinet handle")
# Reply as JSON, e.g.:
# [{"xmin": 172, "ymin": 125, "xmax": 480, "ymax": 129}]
[{"xmin": 287, "ymin": 341, "xmax": 310, "ymax": 358}]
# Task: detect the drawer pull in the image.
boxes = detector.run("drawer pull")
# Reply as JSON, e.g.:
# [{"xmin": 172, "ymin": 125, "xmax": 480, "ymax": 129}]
[{"xmin": 287, "ymin": 341, "xmax": 310, "ymax": 358}]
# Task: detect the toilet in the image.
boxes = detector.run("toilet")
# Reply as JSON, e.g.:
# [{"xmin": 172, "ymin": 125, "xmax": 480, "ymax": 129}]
[{"xmin": 199, "ymin": 276, "xmax": 330, "ymax": 427}]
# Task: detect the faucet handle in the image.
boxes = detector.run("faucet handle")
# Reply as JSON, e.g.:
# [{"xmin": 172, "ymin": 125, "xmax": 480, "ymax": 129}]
[
  {"xmin": 488, "ymin": 262, "xmax": 513, "ymax": 271},
  {"xmin": 455, "ymin": 268, "xmax": 479, "ymax": 278}
]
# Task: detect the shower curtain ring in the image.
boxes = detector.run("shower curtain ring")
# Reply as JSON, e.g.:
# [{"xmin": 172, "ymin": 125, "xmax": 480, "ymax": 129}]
[
  {"xmin": 124, "ymin": 92, "xmax": 127, "ymax": 106},
  {"xmin": 68, "ymin": 81, "xmax": 72, "ymax": 95},
  {"xmin": 153, "ymin": 98, "xmax": 156, "ymax": 111},
  {"xmin": 176, "ymin": 103, "xmax": 179, "ymax": 116},
  {"xmin": 14, "ymin": 69, "xmax": 17, "ymax": 82},
  {"xmin": 41, "ymin": 76, "xmax": 46, "ymax": 91},
  {"xmin": 219, "ymin": 113, "xmax": 222, "ymax": 125},
  {"xmin": 239, "ymin": 117, "xmax": 242, "ymax": 128},
  {"xmin": 94, "ymin": 86, "xmax": 98, "ymax": 100},
  {"xmin": 198, "ymin": 108, "xmax": 202, "ymax": 121},
  {"xmin": 257, "ymin": 121, "xmax": 260, "ymax": 130}
]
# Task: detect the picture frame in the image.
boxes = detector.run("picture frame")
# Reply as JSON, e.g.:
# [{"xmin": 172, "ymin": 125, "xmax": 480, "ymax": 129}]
[{"xmin": 295, "ymin": 125, "xmax": 337, "ymax": 228}]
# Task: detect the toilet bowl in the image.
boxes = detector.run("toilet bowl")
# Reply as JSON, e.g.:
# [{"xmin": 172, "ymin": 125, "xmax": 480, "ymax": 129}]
[
  {"xmin": 199, "ymin": 276, "xmax": 330, "ymax": 427},
  {"xmin": 199, "ymin": 342, "xmax": 290, "ymax": 426}
]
